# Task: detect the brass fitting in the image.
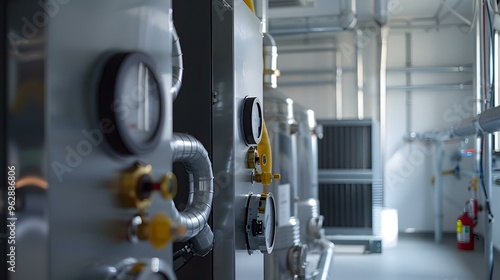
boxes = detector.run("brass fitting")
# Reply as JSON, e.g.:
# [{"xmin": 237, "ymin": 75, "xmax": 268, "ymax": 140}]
[
  {"xmin": 121, "ymin": 162, "xmax": 154, "ymax": 209},
  {"xmin": 121, "ymin": 163, "xmax": 179, "ymax": 210},
  {"xmin": 130, "ymin": 212, "xmax": 186, "ymax": 249}
]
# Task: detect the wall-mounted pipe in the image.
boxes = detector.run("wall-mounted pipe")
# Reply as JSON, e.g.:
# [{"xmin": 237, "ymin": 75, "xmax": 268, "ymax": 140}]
[
  {"xmin": 434, "ymin": 143, "xmax": 443, "ymax": 243},
  {"xmin": 335, "ymin": 51, "xmax": 343, "ymax": 120},
  {"xmin": 168, "ymin": 133, "xmax": 213, "ymax": 243},
  {"xmin": 268, "ymin": 0, "xmax": 357, "ymax": 36},
  {"xmin": 171, "ymin": 26, "xmax": 184, "ymax": 100},
  {"xmin": 255, "ymin": 0, "xmax": 268, "ymax": 34},
  {"xmin": 356, "ymin": 30, "xmax": 364, "ymax": 120},
  {"xmin": 315, "ymin": 238, "xmax": 335, "ymax": 280},
  {"xmin": 264, "ymin": 33, "xmax": 279, "ymax": 88}
]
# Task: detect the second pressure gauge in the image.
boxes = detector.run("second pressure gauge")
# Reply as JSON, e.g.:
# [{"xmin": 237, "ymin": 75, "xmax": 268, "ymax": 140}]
[
  {"xmin": 245, "ymin": 192, "xmax": 276, "ymax": 254},
  {"xmin": 99, "ymin": 52, "xmax": 165, "ymax": 155},
  {"xmin": 242, "ymin": 96, "xmax": 263, "ymax": 146}
]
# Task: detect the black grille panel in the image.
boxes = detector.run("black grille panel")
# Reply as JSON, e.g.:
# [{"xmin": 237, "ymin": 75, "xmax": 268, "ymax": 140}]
[
  {"xmin": 318, "ymin": 125, "xmax": 372, "ymax": 169},
  {"xmin": 319, "ymin": 183, "xmax": 372, "ymax": 228}
]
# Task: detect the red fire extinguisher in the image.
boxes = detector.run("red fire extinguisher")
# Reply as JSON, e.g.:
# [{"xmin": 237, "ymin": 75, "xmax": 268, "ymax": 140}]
[{"xmin": 456, "ymin": 198, "xmax": 476, "ymax": 251}]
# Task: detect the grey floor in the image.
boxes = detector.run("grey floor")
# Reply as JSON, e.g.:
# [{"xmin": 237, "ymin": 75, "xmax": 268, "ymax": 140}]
[{"xmin": 330, "ymin": 233, "xmax": 500, "ymax": 280}]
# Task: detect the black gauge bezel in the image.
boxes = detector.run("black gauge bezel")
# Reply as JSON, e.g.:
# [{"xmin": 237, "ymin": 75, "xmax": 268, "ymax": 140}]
[
  {"xmin": 242, "ymin": 96, "xmax": 263, "ymax": 146},
  {"xmin": 99, "ymin": 52, "xmax": 165, "ymax": 155}
]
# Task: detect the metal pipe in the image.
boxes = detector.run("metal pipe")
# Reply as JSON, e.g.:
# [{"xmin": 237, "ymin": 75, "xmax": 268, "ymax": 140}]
[
  {"xmin": 255, "ymin": 0, "xmax": 268, "ymax": 34},
  {"xmin": 387, "ymin": 84, "xmax": 473, "ymax": 91},
  {"xmin": 315, "ymin": 238, "xmax": 335, "ymax": 280},
  {"xmin": 434, "ymin": 142, "xmax": 443, "ymax": 243},
  {"xmin": 405, "ymin": 32, "xmax": 412, "ymax": 135},
  {"xmin": 171, "ymin": 27, "xmax": 184, "ymax": 100},
  {"xmin": 380, "ymin": 26, "xmax": 389, "ymax": 211},
  {"xmin": 280, "ymin": 80, "xmax": 334, "ymax": 87},
  {"xmin": 484, "ymin": 133, "xmax": 494, "ymax": 280},
  {"xmin": 281, "ymin": 65, "xmax": 472, "ymax": 75},
  {"xmin": 474, "ymin": 0, "xmax": 483, "ymax": 174},
  {"xmin": 264, "ymin": 33, "xmax": 279, "ymax": 88},
  {"xmin": 168, "ymin": 133, "xmax": 214, "ymax": 242},
  {"xmin": 494, "ymin": 31, "xmax": 500, "ymax": 150},
  {"xmin": 335, "ymin": 51, "xmax": 343, "ymax": 120},
  {"xmin": 279, "ymin": 47, "xmax": 337, "ymax": 54},
  {"xmin": 356, "ymin": 29, "xmax": 364, "ymax": 120},
  {"xmin": 269, "ymin": 0, "xmax": 356, "ymax": 36},
  {"xmin": 389, "ymin": 23, "xmax": 469, "ymax": 30}
]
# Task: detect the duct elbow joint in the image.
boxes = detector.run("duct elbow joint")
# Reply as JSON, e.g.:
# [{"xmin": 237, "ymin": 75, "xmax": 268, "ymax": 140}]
[
  {"xmin": 340, "ymin": 10, "xmax": 357, "ymax": 29},
  {"xmin": 189, "ymin": 224, "xmax": 214, "ymax": 257}
]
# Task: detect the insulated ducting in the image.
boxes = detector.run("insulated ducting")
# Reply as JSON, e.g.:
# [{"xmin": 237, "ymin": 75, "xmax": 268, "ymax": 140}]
[
  {"xmin": 450, "ymin": 106, "xmax": 500, "ymax": 137},
  {"xmin": 168, "ymin": 133, "xmax": 213, "ymax": 242},
  {"xmin": 171, "ymin": 26, "xmax": 184, "ymax": 100}
]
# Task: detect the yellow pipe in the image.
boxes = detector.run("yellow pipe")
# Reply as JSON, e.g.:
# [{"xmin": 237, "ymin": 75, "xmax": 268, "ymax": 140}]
[
  {"xmin": 256, "ymin": 121, "xmax": 280, "ymax": 190},
  {"xmin": 244, "ymin": 0, "xmax": 255, "ymax": 13}
]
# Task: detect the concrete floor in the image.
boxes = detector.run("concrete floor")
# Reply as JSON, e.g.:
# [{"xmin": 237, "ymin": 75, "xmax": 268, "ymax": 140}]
[{"xmin": 330, "ymin": 233, "xmax": 500, "ymax": 280}]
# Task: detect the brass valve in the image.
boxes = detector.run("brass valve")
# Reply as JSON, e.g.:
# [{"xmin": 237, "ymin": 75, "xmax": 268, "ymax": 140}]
[
  {"xmin": 247, "ymin": 147, "xmax": 259, "ymax": 169},
  {"xmin": 129, "ymin": 212, "xmax": 186, "ymax": 249},
  {"xmin": 121, "ymin": 162, "xmax": 178, "ymax": 209}
]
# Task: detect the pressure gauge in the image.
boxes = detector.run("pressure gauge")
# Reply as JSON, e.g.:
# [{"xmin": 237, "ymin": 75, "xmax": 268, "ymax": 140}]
[
  {"xmin": 242, "ymin": 96, "xmax": 263, "ymax": 145},
  {"xmin": 99, "ymin": 52, "xmax": 165, "ymax": 155},
  {"xmin": 245, "ymin": 192, "xmax": 276, "ymax": 254}
]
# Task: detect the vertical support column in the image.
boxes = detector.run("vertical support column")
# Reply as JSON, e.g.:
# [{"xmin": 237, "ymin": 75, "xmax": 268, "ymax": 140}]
[
  {"xmin": 405, "ymin": 32, "xmax": 412, "ymax": 135},
  {"xmin": 379, "ymin": 26, "xmax": 389, "ymax": 207},
  {"xmin": 434, "ymin": 142, "xmax": 443, "ymax": 243},
  {"xmin": 335, "ymin": 51, "xmax": 343, "ymax": 120},
  {"xmin": 356, "ymin": 30, "xmax": 364, "ymax": 120},
  {"xmin": 484, "ymin": 133, "xmax": 494, "ymax": 280},
  {"xmin": 475, "ymin": 0, "xmax": 483, "ymax": 174}
]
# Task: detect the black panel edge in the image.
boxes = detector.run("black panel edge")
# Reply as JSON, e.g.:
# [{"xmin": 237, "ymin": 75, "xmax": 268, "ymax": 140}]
[{"xmin": 1, "ymin": 0, "xmax": 7, "ymax": 278}]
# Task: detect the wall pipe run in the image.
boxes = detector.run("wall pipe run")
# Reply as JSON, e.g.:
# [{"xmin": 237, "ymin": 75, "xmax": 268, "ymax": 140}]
[
  {"xmin": 434, "ymin": 143, "xmax": 444, "ymax": 243},
  {"xmin": 356, "ymin": 30, "xmax": 364, "ymax": 120}
]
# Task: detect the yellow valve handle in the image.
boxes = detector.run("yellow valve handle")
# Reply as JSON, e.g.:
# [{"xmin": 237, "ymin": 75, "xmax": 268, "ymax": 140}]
[
  {"xmin": 146, "ymin": 212, "xmax": 186, "ymax": 249},
  {"xmin": 160, "ymin": 172, "xmax": 178, "ymax": 200},
  {"xmin": 244, "ymin": 0, "xmax": 255, "ymax": 13},
  {"xmin": 471, "ymin": 177, "xmax": 478, "ymax": 191},
  {"xmin": 256, "ymin": 121, "xmax": 281, "ymax": 186}
]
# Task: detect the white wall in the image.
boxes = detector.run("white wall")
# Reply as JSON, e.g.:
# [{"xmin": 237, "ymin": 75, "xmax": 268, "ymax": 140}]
[
  {"xmin": 385, "ymin": 27, "xmax": 475, "ymax": 233},
  {"xmin": 277, "ymin": 25, "xmax": 477, "ymax": 233}
]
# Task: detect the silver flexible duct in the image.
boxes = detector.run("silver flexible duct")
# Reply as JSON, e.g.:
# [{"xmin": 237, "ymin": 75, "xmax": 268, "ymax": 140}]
[
  {"xmin": 168, "ymin": 133, "xmax": 213, "ymax": 242},
  {"xmin": 171, "ymin": 26, "xmax": 184, "ymax": 100}
]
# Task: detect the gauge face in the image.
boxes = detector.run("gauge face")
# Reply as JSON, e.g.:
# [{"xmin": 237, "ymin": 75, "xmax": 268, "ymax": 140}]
[
  {"xmin": 99, "ymin": 52, "xmax": 165, "ymax": 155},
  {"xmin": 264, "ymin": 194, "xmax": 276, "ymax": 250},
  {"xmin": 242, "ymin": 96, "xmax": 263, "ymax": 145},
  {"xmin": 121, "ymin": 63, "xmax": 161, "ymax": 144},
  {"xmin": 245, "ymin": 192, "xmax": 276, "ymax": 254}
]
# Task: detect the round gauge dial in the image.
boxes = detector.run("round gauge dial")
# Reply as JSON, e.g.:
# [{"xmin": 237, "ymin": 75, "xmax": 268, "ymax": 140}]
[
  {"xmin": 242, "ymin": 96, "xmax": 263, "ymax": 145},
  {"xmin": 245, "ymin": 192, "xmax": 276, "ymax": 254},
  {"xmin": 99, "ymin": 52, "xmax": 165, "ymax": 155}
]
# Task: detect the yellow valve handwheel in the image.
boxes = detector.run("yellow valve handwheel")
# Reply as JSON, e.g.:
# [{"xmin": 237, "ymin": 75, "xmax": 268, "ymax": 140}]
[
  {"xmin": 160, "ymin": 172, "xmax": 178, "ymax": 200},
  {"xmin": 147, "ymin": 213, "xmax": 187, "ymax": 249}
]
